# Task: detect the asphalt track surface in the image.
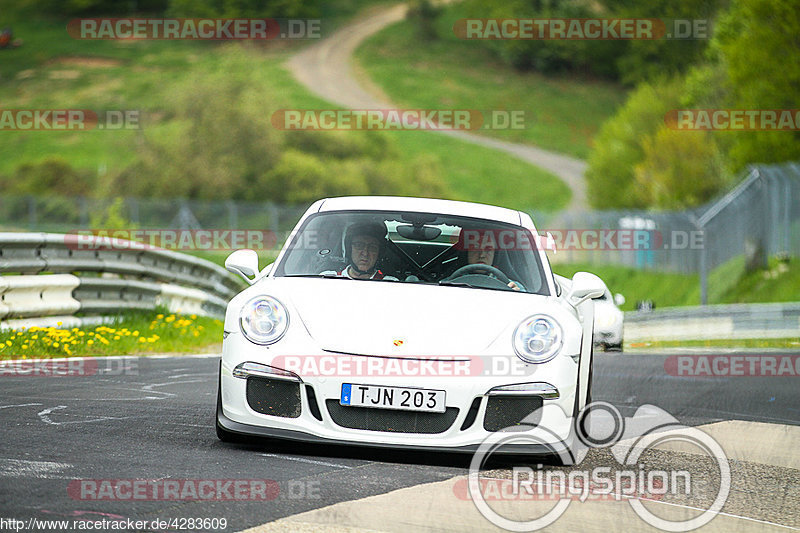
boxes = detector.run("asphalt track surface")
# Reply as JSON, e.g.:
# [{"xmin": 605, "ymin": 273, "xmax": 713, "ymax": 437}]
[{"xmin": 1, "ymin": 350, "xmax": 797, "ymax": 532}]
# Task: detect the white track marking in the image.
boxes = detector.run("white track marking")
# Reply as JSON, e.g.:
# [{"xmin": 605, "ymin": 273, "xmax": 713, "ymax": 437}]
[
  {"xmin": 37, "ymin": 405, "xmax": 133, "ymax": 426},
  {"xmin": 261, "ymin": 453, "xmax": 353, "ymax": 469},
  {"xmin": 0, "ymin": 458, "xmax": 72, "ymax": 479},
  {"xmin": 0, "ymin": 403, "xmax": 43, "ymax": 409}
]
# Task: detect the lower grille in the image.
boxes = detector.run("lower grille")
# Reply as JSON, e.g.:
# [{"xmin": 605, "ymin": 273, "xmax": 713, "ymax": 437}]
[
  {"xmin": 326, "ymin": 400, "xmax": 458, "ymax": 434},
  {"xmin": 246, "ymin": 377, "xmax": 301, "ymax": 418},
  {"xmin": 483, "ymin": 396, "xmax": 543, "ymax": 432}
]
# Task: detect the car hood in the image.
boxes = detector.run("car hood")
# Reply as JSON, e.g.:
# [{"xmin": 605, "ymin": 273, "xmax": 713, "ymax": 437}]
[{"xmin": 275, "ymin": 278, "xmax": 553, "ymax": 358}]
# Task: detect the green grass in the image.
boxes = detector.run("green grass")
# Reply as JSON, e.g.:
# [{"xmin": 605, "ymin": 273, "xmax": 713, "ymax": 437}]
[
  {"xmin": 0, "ymin": 311, "xmax": 222, "ymax": 359},
  {"xmin": 555, "ymin": 256, "xmax": 800, "ymax": 311},
  {"xmin": 354, "ymin": 10, "xmax": 628, "ymax": 159},
  {"xmin": 627, "ymin": 338, "xmax": 800, "ymax": 349},
  {"xmin": 0, "ymin": 2, "xmax": 569, "ymax": 212}
]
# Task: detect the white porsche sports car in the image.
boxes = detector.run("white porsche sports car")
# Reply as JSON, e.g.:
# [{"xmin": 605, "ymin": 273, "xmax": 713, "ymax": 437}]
[
  {"xmin": 216, "ymin": 197, "xmax": 605, "ymax": 459},
  {"xmin": 555, "ymin": 274, "xmax": 625, "ymax": 352}
]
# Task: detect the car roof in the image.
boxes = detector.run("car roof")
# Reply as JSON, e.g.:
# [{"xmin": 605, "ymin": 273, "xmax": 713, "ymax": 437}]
[{"xmin": 316, "ymin": 196, "xmax": 523, "ymax": 226}]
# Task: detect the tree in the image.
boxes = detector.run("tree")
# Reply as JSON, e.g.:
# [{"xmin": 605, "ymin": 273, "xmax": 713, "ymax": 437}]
[
  {"xmin": 634, "ymin": 127, "xmax": 725, "ymax": 208},
  {"xmin": 585, "ymin": 77, "xmax": 683, "ymax": 208},
  {"xmin": 712, "ymin": 0, "xmax": 800, "ymax": 170}
]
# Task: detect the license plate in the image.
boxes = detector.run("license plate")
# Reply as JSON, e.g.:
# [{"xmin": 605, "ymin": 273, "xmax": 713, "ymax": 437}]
[{"xmin": 340, "ymin": 384, "xmax": 446, "ymax": 413}]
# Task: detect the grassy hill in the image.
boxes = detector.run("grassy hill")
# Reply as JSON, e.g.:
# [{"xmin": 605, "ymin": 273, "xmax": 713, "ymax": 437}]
[
  {"xmin": 354, "ymin": 8, "xmax": 628, "ymax": 159},
  {"xmin": 0, "ymin": 2, "xmax": 570, "ymax": 212}
]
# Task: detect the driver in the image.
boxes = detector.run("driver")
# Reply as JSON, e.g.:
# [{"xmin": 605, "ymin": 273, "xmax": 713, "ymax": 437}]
[
  {"xmin": 466, "ymin": 243, "xmax": 522, "ymax": 291},
  {"xmin": 322, "ymin": 222, "xmax": 398, "ymax": 281}
]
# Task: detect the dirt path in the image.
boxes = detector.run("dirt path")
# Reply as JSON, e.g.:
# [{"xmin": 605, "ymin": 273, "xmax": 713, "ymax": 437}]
[{"xmin": 287, "ymin": 4, "xmax": 588, "ymax": 211}]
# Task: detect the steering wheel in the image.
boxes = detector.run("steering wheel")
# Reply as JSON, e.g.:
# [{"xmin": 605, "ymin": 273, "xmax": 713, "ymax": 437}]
[{"xmin": 447, "ymin": 263, "xmax": 511, "ymax": 284}]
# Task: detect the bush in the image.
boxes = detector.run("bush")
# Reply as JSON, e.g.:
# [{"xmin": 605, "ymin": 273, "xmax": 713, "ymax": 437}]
[
  {"xmin": 634, "ymin": 127, "xmax": 726, "ymax": 209},
  {"xmin": 711, "ymin": 0, "xmax": 800, "ymax": 170},
  {"xmin": 3, "ymin": 158, "xmax": 95, "ymax": 196},
  {"xmin": 167, "ymin": 0, "xmax": 320, "ymax": 18},
  {"xmin": 585, "ymin": 77, "xmax": 683, "ymax": 208},
  {"xmin": 407, "ymin": 0, "xmax": 443, "ymax": 41}
]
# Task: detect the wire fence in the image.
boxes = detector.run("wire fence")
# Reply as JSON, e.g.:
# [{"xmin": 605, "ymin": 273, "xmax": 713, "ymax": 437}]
[{"xmin": 2, "ymin": 162, "xmax": 798, "ymax": 305}]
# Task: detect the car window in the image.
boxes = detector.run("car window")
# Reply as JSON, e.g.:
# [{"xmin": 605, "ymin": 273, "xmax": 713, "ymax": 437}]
[{"xmin": 274, "ymin": 210, "xmax": 549, "ymax": 295}]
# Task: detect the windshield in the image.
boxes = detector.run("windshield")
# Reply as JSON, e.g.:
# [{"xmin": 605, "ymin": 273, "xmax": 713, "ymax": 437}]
[{"xmin": 274, "ymin": 210, "xmax": 549, "ymax": 295}]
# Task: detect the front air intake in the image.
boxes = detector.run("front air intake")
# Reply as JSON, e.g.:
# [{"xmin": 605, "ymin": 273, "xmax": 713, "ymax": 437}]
[{"xmin": 246, "ymin": 377, "xmax": 301, "ymax": 418}]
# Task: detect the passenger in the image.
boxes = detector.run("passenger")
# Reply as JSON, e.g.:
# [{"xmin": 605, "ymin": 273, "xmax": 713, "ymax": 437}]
[{"xmin": 322, "ymin": 222, "xmax": 398, "ymax": 280}]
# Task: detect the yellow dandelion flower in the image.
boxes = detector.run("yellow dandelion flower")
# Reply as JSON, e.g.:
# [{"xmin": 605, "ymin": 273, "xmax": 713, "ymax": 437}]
[
  {"xmin": 87, "ymin": 340, "xmax": 94, "ymax": 345},
  {"xmin": 22, "ymin": 344, "xmax": 28, "ymax": 350},
  {"xmin": 77, "ymin": 332, "xmax": 85, "ymax": 337},
  {"xmin": 53, "ymin": 342, "xmax": 59, "ymax": 348},
  {"xmin": 139, "ymin": 337, "xmax": 146, "ymax": 343},
  {"xmin": 114, "ymin": 336, "xmax": 120, "ymax": 340},
  {"xmin": 156, "ymin": 314, "xmax": 164, "ymax": 319},
  {"xmin": 132, "ymin": 331, "xmax": 139, "ymax": 336}
]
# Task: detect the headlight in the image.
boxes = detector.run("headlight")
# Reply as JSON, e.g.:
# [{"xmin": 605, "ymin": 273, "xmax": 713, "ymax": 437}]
[
  {"xmin": 239, "ymin": 296, "xmax": 289, "ymax": 345},
  {"xmin": 596, "ymin": 312, "xmax": 618, "ymax": 329},
  {"xmin": 513, "ymin": 315, "xmax": 562, "ymax": 364}
]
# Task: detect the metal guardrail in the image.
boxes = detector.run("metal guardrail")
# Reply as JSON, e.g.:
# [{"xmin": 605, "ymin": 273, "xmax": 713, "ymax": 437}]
[
  {"xmin": 624, "ymin": 302, "xmax": 800, "ymax": 341},
  {"xmin": 0, "ymin": 232, "xmax": 243, "ymax": 328}
]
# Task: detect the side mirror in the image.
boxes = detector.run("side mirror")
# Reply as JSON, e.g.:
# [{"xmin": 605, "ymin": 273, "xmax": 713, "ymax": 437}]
[
  {"xmin": 566, "ymin": 272, "xmax": 605, "ymax": 306},
  {"xmin": 225, "ymin": 249, "xmax": 259, "ymax": 284},
  {"xmin": 614, "ymin": 293, "xmax": 626, "ymax": 307}
]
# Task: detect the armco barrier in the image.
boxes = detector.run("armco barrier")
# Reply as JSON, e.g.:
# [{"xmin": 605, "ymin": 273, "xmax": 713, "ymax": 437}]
[
  {"xmin": 0, "ymin": 232, "xmax": 244, "ymax": 328},
  {"xmin": 624, "ymin": 302, "xmax": 800, "ymax": 341}
]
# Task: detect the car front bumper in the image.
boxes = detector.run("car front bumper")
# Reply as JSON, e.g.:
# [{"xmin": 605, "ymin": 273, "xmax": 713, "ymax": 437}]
[{"xmin": 218, "ymin": 332, "xmax": 584, "ymax": 455}]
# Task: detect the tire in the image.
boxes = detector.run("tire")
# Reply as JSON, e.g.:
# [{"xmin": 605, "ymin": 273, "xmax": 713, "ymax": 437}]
[
  {"xmin": 606, "ymin": 340, "xmax": 623, "ymax": 352},
  {"xmin": 576, "ymin": 343, "xmax": 594, "ymax": 444}
]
